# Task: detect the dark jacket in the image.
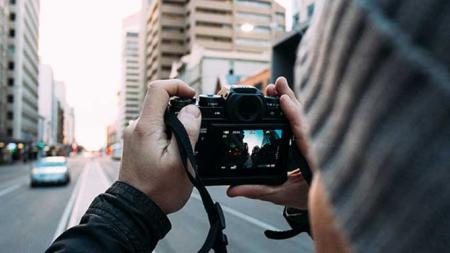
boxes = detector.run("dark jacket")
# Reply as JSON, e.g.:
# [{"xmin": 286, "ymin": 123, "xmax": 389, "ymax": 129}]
[{"xmin": 46, "ymin": 181, "xmax": 171, "ymax": 253}]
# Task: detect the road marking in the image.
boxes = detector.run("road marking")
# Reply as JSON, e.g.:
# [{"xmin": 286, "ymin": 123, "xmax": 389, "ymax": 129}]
[
  {"xmin": 0, "ymin": 182, "xmax": 23, "ymax": 198},
  {"xmin": 67, "ymin": 160, "xmax": 111, "ymax": 227},
  {"xmin": 51, "ymin": 163, "xmax": 84, "ymax": 242},
  {"xmin": 191, "ymin": 193, "xmax": 280, "ymax": 231}
]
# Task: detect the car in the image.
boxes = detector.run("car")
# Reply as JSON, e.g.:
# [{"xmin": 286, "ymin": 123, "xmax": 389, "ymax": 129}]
[{"xmin": 30, "ymin": 156, "xmax": 70, "ymax": 187}]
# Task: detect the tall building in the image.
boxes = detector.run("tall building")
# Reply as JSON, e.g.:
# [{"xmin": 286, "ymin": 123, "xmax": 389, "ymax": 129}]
[
  {"xmin": 6, "ymin": 0, "xmax": 40, "ymax": 142},
  {"xmin": 145, "ymin": 0, "xmax": 286, "ymax": 83},
  {"xmin": 0, "ymin": 0, "xmax": 8, "ymax": 136},
  {"xmin": 38, "ymin": 64, "xmax": 56, "ymax": 145},
  {"xmin": 118, "ymin": 13, "xmax": 143, "ymax": 139},
  {"xmin": 54, "ymin": 81, "xmax": 75, "ymax": 145},
  {"xmin": 293, "ymin": 0, "xmax": 316, "ymax": 29}
]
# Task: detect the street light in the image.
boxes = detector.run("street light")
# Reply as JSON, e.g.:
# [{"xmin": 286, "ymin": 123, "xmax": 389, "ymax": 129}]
[{"xmin": 241, "ymin": 23, "xmax": 254, "ymax": 32}]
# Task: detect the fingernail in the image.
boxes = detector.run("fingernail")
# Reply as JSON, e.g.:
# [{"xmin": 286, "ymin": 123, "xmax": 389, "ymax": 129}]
[{"xmin": 183, "ymin": 105, "xmax": 201, "ymax": 118}]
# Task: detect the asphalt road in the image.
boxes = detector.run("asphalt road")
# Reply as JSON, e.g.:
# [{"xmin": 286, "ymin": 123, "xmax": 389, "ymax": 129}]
[
  {"xmin": 0, "ymin": 157, "xmax": 315, "ymax": 253},
  {"xmin": 99, "ymin": 158, "xmax": 315, "ymax": 253},
  {"xmin": 0, "ymin": 157, "xmax": 88, "ymax": 253}
]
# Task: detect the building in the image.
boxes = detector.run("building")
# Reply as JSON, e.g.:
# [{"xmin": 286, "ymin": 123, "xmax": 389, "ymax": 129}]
[
  {"xmin": 145, "ymin": 0, "xmax": 286, "ymax": 84},
  {"xmin": 53, "ymin": 81, "xmax": 75, "ymax": 145},
  {"xmin": 106, "ymin": 122, "xmax": 118, "ymax": 151},
  {"xmin": 293, "ymin": 0, "xmax": 316, "ymax": 30},
  {"xmin": 0, "ymin": 0, "xmax": 8, "ymax": 137},
  {"xmin": 238, "ymin": 68, "xmax": 270, "ymax": 93},
  {"xmin": 118, "ymin": 13, "xmax": 143, "ymax": 139},
  {"xmin": 6, "ymin": 0, "xmax": 40, "ymax": 142},
  {"xmin": 38, "ymin": 64, "xmax": 56, "ymax": 145},
  {"xmin": 171, "ymin": 46, "xmax": 270, "ymax": 94}
]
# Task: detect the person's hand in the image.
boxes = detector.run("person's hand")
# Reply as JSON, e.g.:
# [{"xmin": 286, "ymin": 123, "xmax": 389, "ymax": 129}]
[
  {"xmin": 119, "ymin": 79, "xmax": 201, "ymax": 214},
  {"xmin": 227, "ymin": 77, "xmax": 312, "ymax": 210}
]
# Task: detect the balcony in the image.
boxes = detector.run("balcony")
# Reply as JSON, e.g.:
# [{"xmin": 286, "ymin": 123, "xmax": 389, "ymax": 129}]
[{"xmin": 195, "ymin": 26, "xmax": 233, "ymax": 38}]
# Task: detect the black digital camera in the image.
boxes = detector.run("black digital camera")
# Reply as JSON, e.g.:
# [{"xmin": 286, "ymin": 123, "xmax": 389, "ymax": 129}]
[{"xmin": 168, "ymin": 86, "xmax": 292, "ymax": 186}]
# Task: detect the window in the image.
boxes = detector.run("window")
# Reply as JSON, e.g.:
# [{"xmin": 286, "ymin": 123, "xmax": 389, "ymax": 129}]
[
  {"xmin": 9, "ymin": 13, "xmax": 16, "ymax": 21},
  {"xmin": 236, "ymin": 12, "xmax": 271, "ymax": 22},
  {"xmin": 9, "ymin": 29, "xmax": 15, "ymax": 38},
  {"xmin": 127, "ymin": 32, "xmax": 138, "ymax": 37},
  {"xmin": 9, "ymin": 0, "xmax": 16, "ymax": 5},
  {"xmin": 7, "ymin": 112, "xmax": 13, "ymax": 120},
  {"xmin": 235, "ymin": 38, "xmax": 271, "ymax": 47},
  {"xmin": 307, "ymin": 4, "xmax": 315, "ymax": 18},
  {"xmin": 235, "ymin": 0, "xmax": 271, "ymax": 9},
  {"xmin": 8, "ymin": 62, "xmax": 14, "ymax": 70},
  {"xmin": 7, "ymin": 95, "xmax": 14, "ymax": 103},
  {"xmin": 7, "ymin": 129, "xmax": 13, "ymax": 136},
  {"xmin": 8, "ymin": 78, "xmax": 14, "ymax": 86}
]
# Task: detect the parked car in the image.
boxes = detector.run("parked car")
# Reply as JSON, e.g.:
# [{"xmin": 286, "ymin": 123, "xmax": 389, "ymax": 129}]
[{"xmin": 30, "ymin": 156, "xmax": 70, "ymax": 187}]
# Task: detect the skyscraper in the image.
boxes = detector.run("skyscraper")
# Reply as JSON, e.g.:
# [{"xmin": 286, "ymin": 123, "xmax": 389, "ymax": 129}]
[
  {"xmin": 118, "ymin": 13, "xmax": 143, "ymax": 139},
  {"xmin": 0, "ymin": 0, "xmax": 8, "ymax": 136},
  {"xmin": 38, "ymin": 64, "xmax": 56, "ymax": 145},
  {"xmin": 145, "ymin": 0, "xmax": 286, "ymax": 83},
  {"xmin": 6, "ymin": 0, "xmax": 40, "ymax": 142}
]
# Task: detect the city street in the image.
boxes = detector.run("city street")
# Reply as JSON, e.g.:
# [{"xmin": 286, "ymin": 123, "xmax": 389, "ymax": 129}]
[{"xmin": 0, "ymin": 156, "xmax": 314, "ymax": 252}]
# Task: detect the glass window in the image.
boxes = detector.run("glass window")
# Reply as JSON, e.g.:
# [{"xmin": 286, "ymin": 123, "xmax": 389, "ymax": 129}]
[
  {"xmin": 236, "ymin": 12, "xmax": 271, "ymax": 22},
  {"xmin": 235, "ymin": 0, "xmax": 271, "ymax": 9},
  {"xmin": 307, "ymin": 4, "xmax": 315, "ymax": 18}
]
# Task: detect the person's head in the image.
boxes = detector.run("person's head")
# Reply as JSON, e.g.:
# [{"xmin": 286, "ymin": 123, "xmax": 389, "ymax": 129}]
[{"xmin": 296, "ymin": 0, "xmax": 450, "ymax": 252}]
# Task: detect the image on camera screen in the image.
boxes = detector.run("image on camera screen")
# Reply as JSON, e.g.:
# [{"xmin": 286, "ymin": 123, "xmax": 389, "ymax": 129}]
[{"xmin": 218, "ymin": 129, "xmax": 283, "ymax": 170}]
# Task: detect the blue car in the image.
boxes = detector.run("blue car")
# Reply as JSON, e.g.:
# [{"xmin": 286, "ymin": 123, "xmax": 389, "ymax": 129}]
[{"xmin": 30, "ymin": 157, "xmax": 70, "ymax": 187}]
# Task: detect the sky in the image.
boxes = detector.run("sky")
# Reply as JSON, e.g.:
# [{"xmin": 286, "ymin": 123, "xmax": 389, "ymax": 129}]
[{"xmin": 39, "ymin": 0, "xmax": 291, "ymax": 151}]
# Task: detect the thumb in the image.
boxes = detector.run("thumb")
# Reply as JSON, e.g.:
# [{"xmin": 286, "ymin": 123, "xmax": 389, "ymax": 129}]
[
  {"xmin": 177, "ymin": 105, "xmax": 202, "ymax": 148},
  {"xmin": 227, "ymin": 185, "xmax": 273, "ymax": 200}
]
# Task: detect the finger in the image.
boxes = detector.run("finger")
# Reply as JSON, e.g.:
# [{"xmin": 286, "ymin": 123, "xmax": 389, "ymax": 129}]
[
  {"xmin": 140, "ymin": 79, "xmax": 195, "ymax": 128},
  {"xmin": 280, "ymin": 94, "xmax": 309, "ymax": 156},
  {"xmin": 275, "ymin": 77, "xmax": 297, "ymax": 102},
  {"xmin": 166, "ymin": 105, "xmax": 202, "ymax": 169},
  {"xmin": 227, "ymin": 185, "xmax": 274, "ymax": 199},
  {"xmin": 174, "ymin": 105, "xmax": 202, "ymax": 148},
  {"xmin": 266, "ymin": 84, "xmax": 279, "ymax": 97}
]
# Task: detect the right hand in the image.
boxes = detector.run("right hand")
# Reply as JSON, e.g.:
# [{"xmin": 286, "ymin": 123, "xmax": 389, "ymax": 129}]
[{"xmin": 227, "ymin": 77, "xmax": 314, "ymax": 210}]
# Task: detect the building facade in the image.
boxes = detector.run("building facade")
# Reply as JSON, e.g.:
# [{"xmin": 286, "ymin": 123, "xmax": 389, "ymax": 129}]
[
  {"xmin": 6, "ymin": 0, "xmax": 40, "ymax": 142},
  {"xmin": 118, "ymin": 13, "xmax": 142, "ymax": 138},
  {"xmin": 293, "ymin": 0, "xmax": 316, "ymax": 29},
  {"xmin": 145, "ymin": 0, "xmax": 286, "ymax": 84},
  {"xmin": 38, "ymin": 64, "xmax": 56, "ymax": 145},
  {"xmin": 0, "ymin": 0, "xmax": 8, "ymax": 136},
  {"xmin": 171, "ymin": 46, "xmax": 270, "ymax": 94}
]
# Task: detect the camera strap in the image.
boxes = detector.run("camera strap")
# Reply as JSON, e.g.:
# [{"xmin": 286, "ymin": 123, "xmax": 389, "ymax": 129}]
[
  {"xmin": 164, "ymin": 111, "xmax": 228, "ymax": 253},
  {"xmin": 264, "ymin": 144, "xmax": 313, "ymax": 240}
]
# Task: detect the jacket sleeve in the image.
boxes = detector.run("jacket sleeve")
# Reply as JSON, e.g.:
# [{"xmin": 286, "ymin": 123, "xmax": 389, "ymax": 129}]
[{"xmin": 46, "ymin": 181, "xmax": 171, "ymax": 253}]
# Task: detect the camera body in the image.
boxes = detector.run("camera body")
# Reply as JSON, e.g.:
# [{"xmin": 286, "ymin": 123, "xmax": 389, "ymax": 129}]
[{"xmin": 168, "ymin": 86, "xmax": 291, "ymax": 186}]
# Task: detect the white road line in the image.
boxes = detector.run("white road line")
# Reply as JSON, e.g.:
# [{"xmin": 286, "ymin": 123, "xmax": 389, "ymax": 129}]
[
  {"xmin": 51, "ymin": 164, "xmax": 84, "ymax": 242},
  {"xmin": 67, "ymin": 160, "xmax": 111, "ymax": 228},
  {"xmin": 0, "ymin": 182, "xmax": 23, "ymax": 198},
  {"xmin": 191, "ymin": 193, "xmax": 280, "ymax": 231}
]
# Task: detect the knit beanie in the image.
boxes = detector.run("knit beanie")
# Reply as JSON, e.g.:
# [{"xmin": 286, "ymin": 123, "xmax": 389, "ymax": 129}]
[{"xmin": 294, "ymin": 0, "xmax": 450, "ymax": 252}]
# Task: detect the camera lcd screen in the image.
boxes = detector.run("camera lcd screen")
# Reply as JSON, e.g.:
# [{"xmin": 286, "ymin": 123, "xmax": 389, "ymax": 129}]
[{"xmin": 217, "ymin": 129, "xmax": 283, "ymax": 170}]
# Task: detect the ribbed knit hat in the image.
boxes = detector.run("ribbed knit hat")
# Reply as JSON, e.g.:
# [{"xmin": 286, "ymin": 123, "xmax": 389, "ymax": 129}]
[{"xmin": 294, "ymin": 0, "xmax": 450, "ymax": 252}]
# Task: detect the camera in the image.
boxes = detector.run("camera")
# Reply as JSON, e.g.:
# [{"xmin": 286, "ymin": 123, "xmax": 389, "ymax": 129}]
[{"xmin": 168, "ymin": 86, "xmax": 292, "ymax": 186}]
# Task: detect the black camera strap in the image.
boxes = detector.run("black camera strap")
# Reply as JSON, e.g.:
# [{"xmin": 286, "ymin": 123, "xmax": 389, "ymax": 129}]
[
  {"xmin": 264, "ymin": 144, "xmax": 313, "ymax": 240},
  {"xmin": 164, "ymin": 111, "xmax": 228, "ymax": 253}
]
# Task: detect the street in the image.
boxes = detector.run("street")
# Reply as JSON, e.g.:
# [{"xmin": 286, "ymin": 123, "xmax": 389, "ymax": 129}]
[{"xmin": 0, "ymin": 156, "xmax": 314, "ymax": 252}]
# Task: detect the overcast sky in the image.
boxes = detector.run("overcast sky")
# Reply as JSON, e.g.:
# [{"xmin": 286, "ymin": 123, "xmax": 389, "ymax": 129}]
[{"xmin": 39, "ymin": 0, "xmax": 291, "ymax": 151}]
